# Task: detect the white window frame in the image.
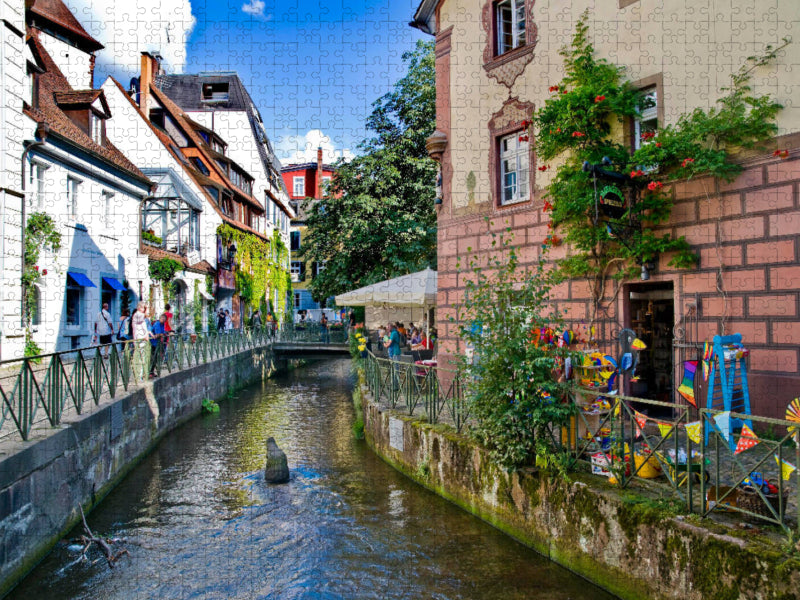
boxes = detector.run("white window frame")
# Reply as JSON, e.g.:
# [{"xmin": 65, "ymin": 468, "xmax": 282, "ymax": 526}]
[
  {"xmin": 67, "ymin": 176, "xmax": 81, "ymax": 218},
  {"xmin": 293, "ymin": 176, "xmax": 305, "ymax": 197},
  {"xmin": 293, "ymin": 291, "xmax": 301, "ymax": 309},
  {"xmin": 633, "ymin": 88, "xmax": 658, "ymax": 151},
  {"xmin": 496, "ymin": 0, "xmax": 526, "ymax": 55},
  {"xmin": 29, "ymin": 161, "xmax": 48, "ymax": 209},
  {"xmin": 290, "ymin": 261, "xmax": 303, "ymax": 282},
  {"xmin": 499, "ymin": 132, "xmax": 529, "ymax": 206},
  {"xmin": 91, "ymin": 113, "xmax": 103, "ymax": 145},
  {"xmin": 321, "ymin": 175, "xmax": 332, "ymax": 197},
  {"xmin": 102, "ymin": 190, "xmax": 114, "ymax": 225}
]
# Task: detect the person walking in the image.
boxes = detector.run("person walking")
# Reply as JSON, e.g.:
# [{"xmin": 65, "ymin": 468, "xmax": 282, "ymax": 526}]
[
  {"xmin": 252, "ymin": 309, "xmax": 262, "ymax": 332},
  {"xmin": 216, "ymin": 308, "xmax": 226, "ymax": 333},
  {"xmin": 117, "ymin": 308, "xmax": 132, "ymax": 356},
  {"xmin": 149, "ymin": 313, "xmax": 167, "ymax": 377},
  {"xmin": 93, "ymin": 302, "xmax": 114, "ymax": 359},
  {"xmin": 131, "ymin": 302, "xmax": 151, "ymax": 382},
  {"xmin": 224, "ymin": 309, "xmax": 233, "ymax": 333}
]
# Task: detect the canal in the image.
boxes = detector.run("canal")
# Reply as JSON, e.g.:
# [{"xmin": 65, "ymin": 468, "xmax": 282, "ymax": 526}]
[{"xmin": 10, "ymin": 359, "xmax": 613, "ymax": 599}]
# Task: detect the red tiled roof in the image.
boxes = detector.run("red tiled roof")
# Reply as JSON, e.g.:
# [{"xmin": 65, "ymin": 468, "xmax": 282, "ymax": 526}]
[
  {"xmin": 53, "ymin": 89, "xmax": 101, "ymax": 105},
  {"xmin": 26, "ymin": 31, "xmax": 148, "ymax": 183},
  {"xmin": 27, "ymin": 0, "xmax": 103, "ymax": 52}
]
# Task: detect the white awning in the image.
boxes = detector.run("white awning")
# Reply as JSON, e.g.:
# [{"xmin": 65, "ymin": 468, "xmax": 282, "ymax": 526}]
[
  {"xmin": 198, "ymin": 289, "xmax": 214, "ymax": 301},
  {"xmin": 335, "ymin": 268, "xmax": 437, "ymax": 308}
]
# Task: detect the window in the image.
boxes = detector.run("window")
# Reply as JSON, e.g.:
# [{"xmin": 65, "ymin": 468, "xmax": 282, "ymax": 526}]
[
  {"xmin": 67, "ymin": 176, "xmax": 80, "ymax": 217},
  {"xmin": 499, "ymin": 132, "xmax": 529, "ymax": 205},
  {"xmin": 102, "ymin": 191, "xmax": 114, "ymax": 224},
  {"xmin": 633, "ymin": 88, "xmax": 658, "ymax": 151},
  {"xmin": 291, "ymin": 261, "xmax": 304, "ymax": 282},
  {"xmin": 496, "ymin": 0, "xmax": 526, "ymax": 55},
  {"xmin": 30, "ymin": 284, "xmax": 41, "ymax": 326},
  {"xmin": 91, "ymin": 114, "xmax": 103, "ymax": 145},
  {"xmin": 293, "ymin": 176, "xmax": 305, "ymax": 197},
  {"xmin": 290, "ymin": 231, "xmax": 301, "ymax": 251},
  {"xmin": 321, "ymin": 176, "xmax": 332, "ymax": 197},
  {"xmin": 66, "ymin": 278, "xmax": 81, "ymax": 326},
  {"xmin": 201, "ymin": 82, "xmax": 229, "ymax": 103},
  {"xmin": 312, "ymin": 261, "xmax": 326, "ymax": 279},
  {"xmin": 293, "ymin": 291, "xmax": 301, "ymax": 308},
  {"xmin": 29, "ymin": 162, "xmax": 47, "ymax": 209},
  {"xmin": 192, "ymin": 157, "xmax": 211, "ymax": 176}
]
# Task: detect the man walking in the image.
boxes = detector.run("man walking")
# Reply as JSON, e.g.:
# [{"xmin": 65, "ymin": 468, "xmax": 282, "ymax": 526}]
[{"xmin": 94, "ymin": 302, "xmax": 114, "ymax": 359}]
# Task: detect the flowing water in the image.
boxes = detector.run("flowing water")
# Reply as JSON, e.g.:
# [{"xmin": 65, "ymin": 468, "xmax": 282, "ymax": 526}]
[{"xmin": 10, "ymin": 359, "xmax": 613, "ymax": 600}]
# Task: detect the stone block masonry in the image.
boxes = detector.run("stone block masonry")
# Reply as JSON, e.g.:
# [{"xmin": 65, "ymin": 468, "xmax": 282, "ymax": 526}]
[
  {"xmin": 0, "ymin": 346, "xmax": 274, "ymax": 596},
  {"xmin": 360, "ymin": 384, "xmax": 800, "ymax": 600}
]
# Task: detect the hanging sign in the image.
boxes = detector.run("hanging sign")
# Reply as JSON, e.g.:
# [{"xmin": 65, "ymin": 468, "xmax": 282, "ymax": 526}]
[{"xmin": 597, "ymin": 185, "xmax": 627, "ymax": 219}]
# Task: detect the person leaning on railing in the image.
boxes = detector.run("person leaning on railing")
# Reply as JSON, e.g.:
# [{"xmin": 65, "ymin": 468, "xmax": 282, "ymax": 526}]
[{"xmin": 149, "ymin": 314, "xmax": 167, "ymax": 378}]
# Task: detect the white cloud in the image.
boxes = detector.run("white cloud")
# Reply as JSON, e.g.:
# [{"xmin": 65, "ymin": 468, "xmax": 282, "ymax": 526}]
[
  {"xmin": 241, "ymin": 0, "xmax": 265, "ymax": 17},
  {"xmin": 277, "ymin": 129, "xmax": 355, "ymax": 165},
  {"xmin": 64, "ymin": 0, "xmax": 195, "ymax": 82}
]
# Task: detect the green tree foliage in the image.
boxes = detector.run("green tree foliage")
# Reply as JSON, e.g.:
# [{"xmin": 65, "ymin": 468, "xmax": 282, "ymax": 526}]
[
  {"xmin": 301, "ymin": 40, "xmax": 437, "ymax": 302},
  {"xmin": 532, "ymin": 12, "xmax": 785, "ymax": 325},
  {"xmin": 456, "ymin": 228, "xmax": 575, "ymax": 470}
]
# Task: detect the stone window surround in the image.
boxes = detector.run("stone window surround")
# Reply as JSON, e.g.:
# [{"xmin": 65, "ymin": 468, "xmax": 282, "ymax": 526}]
[
  {"xmin": 488, "ymin": 98, "xmax": 536, "ymax": 211},
  {"xmin": 481, "ymin": 0, "xmax": 538, "ymax": 88}
]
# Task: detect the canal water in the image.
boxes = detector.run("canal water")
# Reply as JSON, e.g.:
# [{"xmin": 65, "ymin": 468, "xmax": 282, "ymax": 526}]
[{"xmin": 11, "ymin": 359, "xmax": 613, "ymax": 600}]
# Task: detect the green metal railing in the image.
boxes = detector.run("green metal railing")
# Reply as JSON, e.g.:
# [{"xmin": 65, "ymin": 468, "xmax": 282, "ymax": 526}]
[
  {"xmin": 0, "ymin": 329, "xmax": 274, "ymax": 442},
  {"xmin": 359, "ymin": 350, "xmax": 799, "ymax": 533}
]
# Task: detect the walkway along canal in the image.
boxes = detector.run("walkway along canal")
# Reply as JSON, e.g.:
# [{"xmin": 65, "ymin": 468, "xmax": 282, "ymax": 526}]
[{"xmin": 8, "ymin": 358, "xmax": 612, "ymax": 599}]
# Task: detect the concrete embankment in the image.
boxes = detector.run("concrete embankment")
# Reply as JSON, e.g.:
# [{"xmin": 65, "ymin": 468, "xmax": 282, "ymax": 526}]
[
  {"xmin": 359, "ymin": 381, "xmax": 800, "ymax": 600},
  {"xmin": 0, "ymin": 346, "xmax": 273, "ymax": 596}
]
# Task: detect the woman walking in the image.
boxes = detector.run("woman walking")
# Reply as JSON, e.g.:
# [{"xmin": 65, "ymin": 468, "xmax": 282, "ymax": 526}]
[{"xmin": 131, "ymin": 302, "xmax": 152, "ymax": 382}]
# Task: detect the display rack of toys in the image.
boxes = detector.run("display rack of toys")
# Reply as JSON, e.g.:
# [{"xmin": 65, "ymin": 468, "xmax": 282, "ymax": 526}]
[{"xmin": 704, "ymin": 333, "xmax": 752, "ymax": 450}]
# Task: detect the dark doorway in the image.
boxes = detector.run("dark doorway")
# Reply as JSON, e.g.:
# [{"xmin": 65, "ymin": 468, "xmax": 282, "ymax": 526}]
[{"xmin": 626, "ymin": 282, "xmax": 674, "ymax": 402}]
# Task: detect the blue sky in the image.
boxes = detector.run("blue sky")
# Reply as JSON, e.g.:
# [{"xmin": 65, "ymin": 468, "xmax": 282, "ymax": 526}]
[{"xmin": 73, "ymin": 0, "xmax": 426, "ymax": 162}]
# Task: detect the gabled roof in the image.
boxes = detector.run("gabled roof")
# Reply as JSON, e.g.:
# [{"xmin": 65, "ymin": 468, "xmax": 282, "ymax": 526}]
[
  {"xmin": 53, "ymin": 89, "xmax": 110, "ymax": 116},
  {"xmin": 25, "ymin": 31, "xmax": 148, "ymax": 183},
  {"xmin": 26, "ymin": 0, "xmax": 104, "ymax": 52}
]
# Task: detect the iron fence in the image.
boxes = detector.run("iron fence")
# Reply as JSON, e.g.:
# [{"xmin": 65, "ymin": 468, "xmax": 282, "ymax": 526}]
[
  {"xmin": 358, "ymin": 350, "xmax": 800, "ymax": 534},
  {"xmin": 0, "ymin": 329, "xmax": 274, "ymax": 442}
]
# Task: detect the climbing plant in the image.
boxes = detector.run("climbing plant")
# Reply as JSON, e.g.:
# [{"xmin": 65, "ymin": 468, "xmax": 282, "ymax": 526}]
[
  {"xmin": 148, "ymin": 258, "xmax": 183, "ymax": 303},
  {"xmin": 531, "ymin": 12, "xmax": 787, "ymax": 329},
  {"xmin": 23, "ymin": 213, "xmax": 61, "ymax": 357},
  {"xmin": 216, "ymin": 224, "xmax": 292, "ymax": 321}
]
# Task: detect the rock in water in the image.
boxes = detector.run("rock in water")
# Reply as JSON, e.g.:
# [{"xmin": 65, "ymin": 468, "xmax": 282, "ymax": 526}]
[{"xmin": 264, "ymin": 437, "xmax": 290, "ymax": 483}]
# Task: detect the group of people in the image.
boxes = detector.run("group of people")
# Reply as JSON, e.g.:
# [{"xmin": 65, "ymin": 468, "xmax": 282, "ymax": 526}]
[
  {"xmin": 92, "ymin": 301, "xmax": 175, "ymax": 379},
  {"xmin": 381, "ymin": 321, "xmax": 437, "ymax": 358}
]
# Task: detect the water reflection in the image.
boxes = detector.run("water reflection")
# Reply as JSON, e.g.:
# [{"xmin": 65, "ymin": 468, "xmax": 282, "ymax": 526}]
[{"xmin": 10, "ymin": 359, "xmax": 613, "ymax": 600}]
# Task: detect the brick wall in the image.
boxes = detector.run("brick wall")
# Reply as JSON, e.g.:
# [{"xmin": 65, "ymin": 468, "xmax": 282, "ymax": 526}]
[{"xmin": 437, "ymin": 150, "xmax": 800, "ymax": 419}]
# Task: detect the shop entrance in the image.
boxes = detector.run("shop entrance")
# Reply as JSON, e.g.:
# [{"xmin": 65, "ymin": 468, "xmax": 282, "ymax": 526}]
[{"xmin": 626, "ymin": 282, "xmax": 674, "ymax": 402}]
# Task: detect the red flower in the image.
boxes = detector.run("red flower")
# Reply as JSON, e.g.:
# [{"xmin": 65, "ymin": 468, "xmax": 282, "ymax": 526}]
[
  {"xmin": 42, "ymin": 269, "xmax": 47, "ymax": 276},
  {"xmin": 562, "ymin": 90, "xmax": 568, "ymax": 94},
  {"xmin": 594, "ymin": 95, "xmax": 606, "ymax": 103},
  {"xmin": 655, "ymin": 142, "xmax": 662, "ymax": 148},
  {"xmin": 33, "ymin": 265, "xmax": 38, "ymax": 271},
  {"xmin": 629, "ymin": 169, "xmax": 645, "ymax": 178},
  {"xmin": 773, "ymin": 149, "xmax": 789, "ymax": 159},
  {"xmin": 549, "ymin": 85, "xmax": 559, "ymax": 92},
  {"xmin": 640, "ymin": 132, "xmax": 656, "ymax": 141},
  {"xmin": 556, "ymin": 128, "xmax": 561, "ymax": 133},
  {"xmin": 571, "ymin": 131, "xmax": 585, "ymax": 138},
  {"xmin": 647, "ymin": 181, "xmax": 663, "ymax": 191},
  {"xmin": 681, "ymin": 158, "xmax": 695, "ymax": 168},
  {"xmin": 547, "ymin": 222, "xmax": 553, "ymax": 229},
  {"xmin": 551, "ymin": 235, "xmax": 561, "ymax": 246},
  {"xmin": 543, "ymin": 201, "xmax": 553, "ymax": 211},
  {"xmin": 538, "ymin": 165, "xmax": 549, "ymax": 171},
  {"xmin": 519, "ymin": 134, "xmax": 529, "ymax": 142},
  {"xmin": 521, "ymin": 120, "xmax": 531, "ymax": 128}
]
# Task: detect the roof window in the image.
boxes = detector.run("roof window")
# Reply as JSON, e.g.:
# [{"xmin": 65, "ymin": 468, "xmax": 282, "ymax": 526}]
[{"xmin": 201, "ymin": 82, "xmax": 229, "ymax": 103}]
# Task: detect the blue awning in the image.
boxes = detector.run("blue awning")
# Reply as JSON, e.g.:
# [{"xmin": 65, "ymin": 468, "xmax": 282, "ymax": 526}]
[
  {"xmin": 67, "ymin": 271, "xmax": 96, "ymax": 288},
  {"xmin": 102, "ymin": 276, "xmax": 127, "ymax": 291}
]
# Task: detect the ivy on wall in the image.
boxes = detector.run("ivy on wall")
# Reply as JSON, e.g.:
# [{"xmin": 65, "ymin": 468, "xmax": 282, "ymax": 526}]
[
  {"xmin": 531, "ymin": 12, "xmax": 787, "ymax": 329},
  {"xmin": 216, "ymin": 224, "xmax": 291, "ymax": 321},
  {"xmin": 23, "ymin": 212, "xmax": 61, "ymax": 357}
]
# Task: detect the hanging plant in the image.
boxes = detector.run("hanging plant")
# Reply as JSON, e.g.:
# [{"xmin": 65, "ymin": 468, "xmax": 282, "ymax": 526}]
[{"xmin": 23, "ymin": 213, "xmax": 61, "ymax": 357}]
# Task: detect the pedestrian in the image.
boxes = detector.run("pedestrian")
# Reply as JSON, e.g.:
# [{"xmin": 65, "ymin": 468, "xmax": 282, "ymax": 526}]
[
  {"xmin": 93, "ymin": 302, "xmax": 114, "ymax": 359},
  {"xmin": 320, "ymin": 313, "xmax": 329, "ymax": 343},
  {"xmin": 252, "ymin": 309, "xmax": 262, "ymax": 332},
  {"xmin": 131, "ymin": 302, "xmax": 151, "ymax": 381},
  {"xmin": 149, "ymin": 313, "xmax": 167, "ymax": 377},
  {"xmin": 217, "ymin": 308, "xmax": 225, "ymax": 333},
  {"xmin": 384, "ymin": 322, "xmax": 402, "ymax": 390},
  {"xmin": 225, "ymin": 309, "xmax": 233, "ymax": 333},
  {"xmin": 117, "ymin": 308, "xmax": 132, "ymax": 356}
]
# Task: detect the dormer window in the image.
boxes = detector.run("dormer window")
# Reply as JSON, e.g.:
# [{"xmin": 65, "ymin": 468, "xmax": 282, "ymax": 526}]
[
  {"xmin": 91, "ymin": 113, "xmax": 103, "ymax": 145},
  {"xmin": 201, "ymin": 82, "xmax": 229, "ymax": 103}
]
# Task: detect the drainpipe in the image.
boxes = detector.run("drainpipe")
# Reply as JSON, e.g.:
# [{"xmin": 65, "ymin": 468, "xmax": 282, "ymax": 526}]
[{"xmin": 20, "ymin": 122, "xmax": 49, "ymax": 327}]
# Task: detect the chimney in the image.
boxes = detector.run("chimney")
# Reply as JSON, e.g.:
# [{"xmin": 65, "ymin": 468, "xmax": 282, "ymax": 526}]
[
  {"xmin": 139, "ymin": 52, "xmax": 163, "ymax": 116},
  {"xmin": 316, "ymin": 146, "xmax": 323, "ymax": 199}
]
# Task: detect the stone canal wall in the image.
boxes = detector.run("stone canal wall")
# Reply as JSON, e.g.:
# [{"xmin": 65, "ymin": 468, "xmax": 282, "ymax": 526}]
[
  {"xmin": 361, "ymin": 386, "xmax": 800, "ymax": 600},
  {"xmin": 0, "ymin": 347, "xmax": 273, "ymax": 596}
]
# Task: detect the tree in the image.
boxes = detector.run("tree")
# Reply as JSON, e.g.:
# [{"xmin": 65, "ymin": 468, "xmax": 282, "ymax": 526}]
[{"xmin": 301, "ymin": 40, "xmax": 437, "ymax": 302}]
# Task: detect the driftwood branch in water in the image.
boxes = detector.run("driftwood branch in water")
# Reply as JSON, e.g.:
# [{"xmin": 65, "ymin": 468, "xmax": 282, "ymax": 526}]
[{"xmin": 72, "ymin": 505, "xmax": 129, "ymax": 568}]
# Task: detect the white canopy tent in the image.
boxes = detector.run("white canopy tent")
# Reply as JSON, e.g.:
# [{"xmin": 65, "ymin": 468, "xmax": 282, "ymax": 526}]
[{"xmin": 335, "ymin": 268, "xmax": 437, "ymax": 338}]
